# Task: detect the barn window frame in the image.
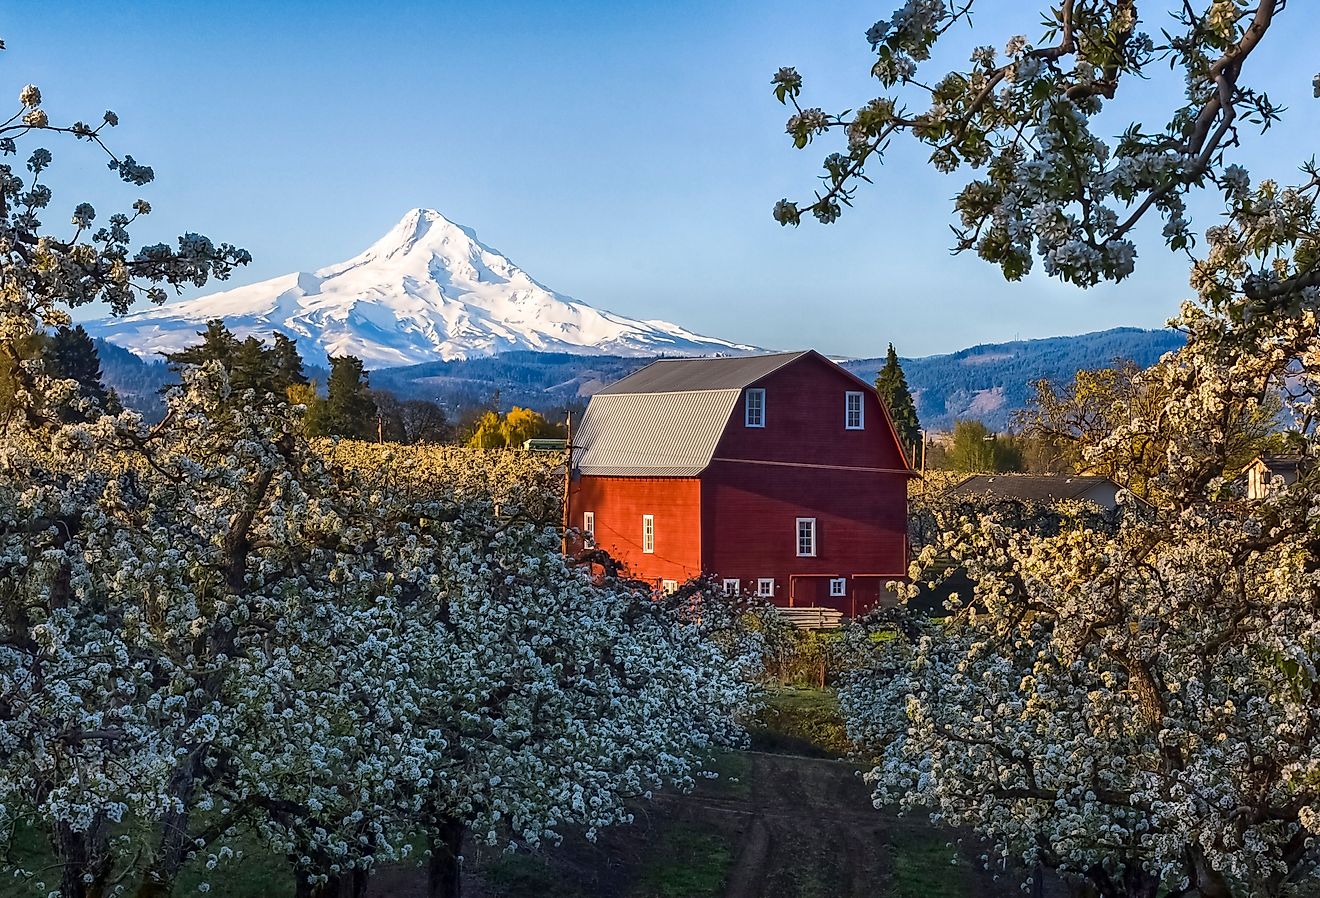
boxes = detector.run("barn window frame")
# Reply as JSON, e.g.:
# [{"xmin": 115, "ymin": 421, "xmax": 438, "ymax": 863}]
[
  {"xmin": 722, "ymin": 578, "xmax": 740, "ymax": 595},
  {"xmin": 582, "ymin": 511, "xmax": 595, "ymax": 546},
  {"xmin": 796, "ymin": 517, "xmax": 817, "ymax": 557},
  {"xmin": 661, "ymin": 579, "xmax": 678, "ymax": 594},
  {"xmin": 745, "ymin": 388, "xmax": 766, "ymax": 428},
  {"xmin": 845, "ymin": 391, "xmax": 864, "ymax": 430},
  {"xmin": 642, "ymin": 514, "xmax": 655, "ymax": 553},
  {"xmin": 757, "ymin": 578, "xmax": 775, "ymax": 597},
  {"xmin": 829, "ymin": 577, "xmax": 847, "ymax": 597}
]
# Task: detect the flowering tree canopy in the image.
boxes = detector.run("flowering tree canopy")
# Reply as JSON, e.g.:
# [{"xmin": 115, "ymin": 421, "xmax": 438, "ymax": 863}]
[{"xmin": 772, "ymin": 1, "xmax": 1299, "ymax": 287}]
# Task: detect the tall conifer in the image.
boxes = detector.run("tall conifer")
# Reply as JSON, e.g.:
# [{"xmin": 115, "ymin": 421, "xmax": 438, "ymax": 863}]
[{"xmin": 875, "ymin": 343, "xmax": 921, "ymax": 462}]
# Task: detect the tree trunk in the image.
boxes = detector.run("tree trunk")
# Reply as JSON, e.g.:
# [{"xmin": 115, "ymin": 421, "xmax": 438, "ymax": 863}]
[
  {"xmin": 133, "ymin": 759, "xmax": 200, "ymax": 898},
  {"xmin": 56, "ymin": 819, "xmax": 110, "ymax": 898},
  {"xmin": 348, "ymin": 866, "xmax": 372, "ymax": 898},
  {"xmin": 1190, "ymin": 849, "xmax": 1237, "ymax": 898},
  {"xmin": 427, "ymin": 819, "xmax": 466, "ymax": 898}
]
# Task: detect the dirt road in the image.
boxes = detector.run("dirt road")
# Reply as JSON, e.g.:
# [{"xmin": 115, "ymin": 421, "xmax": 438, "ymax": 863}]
[{"xmin": 366, "ymin": 749, "xmax": 1042, "ymax": 898}]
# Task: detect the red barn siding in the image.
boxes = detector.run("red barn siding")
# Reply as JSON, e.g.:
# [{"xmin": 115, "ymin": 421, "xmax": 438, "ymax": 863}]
[
  {"xmin": 571, "ymin": 476, "xmax": 702, "ymax": 584},
  {"xmin": 712, "ymin": 357, "xmax": 909, "ymax": 471},
  {"xmin": 700, "ymin": 460, "xmax": 907, "ymax": 615}
]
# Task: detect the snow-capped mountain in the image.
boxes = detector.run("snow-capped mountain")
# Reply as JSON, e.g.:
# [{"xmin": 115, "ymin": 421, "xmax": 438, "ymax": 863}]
[{"xmin": 87, "ymin": 208, "xmax": 756, "ymax": 368}]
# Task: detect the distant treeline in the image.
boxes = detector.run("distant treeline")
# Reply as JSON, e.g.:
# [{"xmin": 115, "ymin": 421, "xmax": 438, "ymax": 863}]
[{"xmin": 96, "ymin": 326, "xmax": 1186, "ymax": 433}]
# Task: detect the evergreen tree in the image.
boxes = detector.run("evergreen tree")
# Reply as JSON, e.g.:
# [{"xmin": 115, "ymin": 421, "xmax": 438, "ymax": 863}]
[
  {"xmin": 167, "ymin": 322, "xmax": 311, "ymax": 410},
  {"xmin": 875, "ymin": 343, "xmax": 921, "ymax": 462},
  {"xmin": 307, "ymin": 355, "xmax": 376, "ymax": 438},
  {"xmin": 43, "ymin": 325, "xmax": 119, "ymax": 420},
  {"xmin": 269, "ymin": 333, "xmax": 308, "ymax": 392},
  {"xmin": 165, "ymin": 319, "xmax": 241, "ymax": 372},
  {"xmin": 230, "ymin": 336, "xmax": 271, "ymax": 396}
]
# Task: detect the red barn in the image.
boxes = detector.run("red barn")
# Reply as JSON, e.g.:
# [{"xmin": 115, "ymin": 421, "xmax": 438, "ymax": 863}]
[{"xmin": 568, "ymin": 350, "xmax": 912, "ymax": 616}]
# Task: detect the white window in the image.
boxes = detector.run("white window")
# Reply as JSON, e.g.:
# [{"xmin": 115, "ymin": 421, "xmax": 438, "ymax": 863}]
[
  {"xmin": 722, "ymin": 578, "xmax": 740, "ymax": 595},
  {"xmin": 796, "ymin": 517, "xmax": 817, "ymax": 557},
  {"xmin": 757, "ymin": 578, "xmax": 775, "ymax": 597},
  {"xmin": 582, "ymin": 511, "xmax": 595, "ymax": 545},
  {"xmin": 845, "ymin": 391, "xmax": 864, "ymax": 429},
  {"xmin": 661, "ymin": 579, "xmax": 678, "ymax": 594},
  {"xmin": 745, "ymin": 388, "xmax": 766, "ymax": 428},
  {"xmin": 829, "ymin": 577, "xmax": 847, "ymax": 597},
  {"xmin": 642, "ymin": 514, "xmax": 655, "ymax": 553}
]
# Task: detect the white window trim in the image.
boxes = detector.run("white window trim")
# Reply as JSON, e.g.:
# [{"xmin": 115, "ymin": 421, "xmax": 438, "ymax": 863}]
[
  {"xmin": 642, "ymin": 514, "xmax": 655, "ymax": 553},
  {"xmin": 845, "ymin": 391, "xmax": 865, "ymax": 430},
  {"xmin": 757, "ymin": 578, "xmax": 775, "ymax": 597},
  {"xmin": 582, "ymin": 511, "xmax": 595, "ymax": 543},
  {"xmin": 661, "ymin": 579, "xmax": 678, "ymax": 594},
  {"xmin": 722, "ymin": 578, "xmax": 740, "ymax": 595},
  {"xmin": 796, "ymin": 517, "xmax": 817, "ymax": 557},
  {"xmin": 745, "ymin": 388, "xmax": 766, "ymax": 428},
  {"xmin": 829, "ymin": 577, "xmax": 847, "ymax": 597}
]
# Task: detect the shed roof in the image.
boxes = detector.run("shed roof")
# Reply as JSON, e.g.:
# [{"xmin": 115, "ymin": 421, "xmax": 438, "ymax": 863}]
[
  {"xmin": 1248, "ymin": 455, "xmax": 1305, "ymax": 477},
  {"xmin": 595, "ymin": 351, "xmax": 810, "ymax": 394},
  {"xmin": 950, "ymin": 474, "xmax": 1117, "ymax": 503},
  {"xmin": 574, "ymin": 389, "xmax": 741, "ymax": 477}
]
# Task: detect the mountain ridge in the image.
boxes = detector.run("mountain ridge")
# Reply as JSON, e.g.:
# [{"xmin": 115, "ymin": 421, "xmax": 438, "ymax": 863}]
[{"xmin": 95, "ymin": 326, "xmax": 1184, "ymax": 430}]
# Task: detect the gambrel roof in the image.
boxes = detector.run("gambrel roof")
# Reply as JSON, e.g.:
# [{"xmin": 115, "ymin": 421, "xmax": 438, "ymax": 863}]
[
  {"xmin": 595, "ymin": 351, "xmax": 810, "ymax": 395},
  {"xmin": 574, "ymin": 350, "xmax": 901, "ymax": 478}
]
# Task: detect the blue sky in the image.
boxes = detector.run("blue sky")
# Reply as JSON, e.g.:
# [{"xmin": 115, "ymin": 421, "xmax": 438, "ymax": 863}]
[{"xmin": 9, "ymin": 2, "xmax": 1318, "ymax": 357}]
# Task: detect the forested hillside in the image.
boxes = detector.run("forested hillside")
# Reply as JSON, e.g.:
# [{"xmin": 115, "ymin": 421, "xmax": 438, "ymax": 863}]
[
  {"xmin": 842, "ymin": 327, "xmax": 1186, "ymax": 430},
  {"xmin": 97, "ymin": 328, "xmax": 1184, "ymax": 429}
]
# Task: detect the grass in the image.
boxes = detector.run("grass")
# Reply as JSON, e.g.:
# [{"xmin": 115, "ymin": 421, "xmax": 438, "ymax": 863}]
[
  {"xmin": 699, "ymin": 749, "xmax": 752, "ymax": 799},
  {"xmin": 630, "ymin": 822, "xmax": 734, "ymax": 898},
  {"xmin": 748, "ymin": 686, "xmax": 854, "ymax": 758},
  {"xmin": 482, "ymin": 852, "xmax": 585, "ymax": 898},
  {"xmin": 172, "ymin": 831, "xmax": 292, "ymax": 897},
  {"xmin": 0, "ymin": 823, "xmax": 294, "ymax": 898},
  {"xmin": 888, "ymin": 828, "xmax": 967, "ymax": 898}
]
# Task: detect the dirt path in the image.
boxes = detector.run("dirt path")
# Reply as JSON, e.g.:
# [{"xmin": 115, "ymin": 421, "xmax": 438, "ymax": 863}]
[{"xmin": 369, "ymin": 750, "xmax": 1044, "ymax": 898}]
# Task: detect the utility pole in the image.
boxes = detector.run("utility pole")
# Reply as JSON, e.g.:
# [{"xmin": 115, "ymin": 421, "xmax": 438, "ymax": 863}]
[
  {"xmin": 561, "ymin": 412, "xmax": 573, "ymax": 556},
  {"xmin": 377, "ymin": 412, "xmax": 383, "ymax": 444}
]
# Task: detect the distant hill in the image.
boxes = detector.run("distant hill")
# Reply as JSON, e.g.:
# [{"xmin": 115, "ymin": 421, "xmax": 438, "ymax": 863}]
[
  {"xmin": 96, "ymin": 339, "xmax": 173, "ymax": 418},
  {"xmin": 842, "ymin": 327, "xmax": 1186, "ymax": 431},
  {"xmin": 96, "ymin": 327, "xmax": 1185, "ymax": 430},
  {"xmin": 370, "ymin": 351, "xmax": 652, "ymax": 413}
]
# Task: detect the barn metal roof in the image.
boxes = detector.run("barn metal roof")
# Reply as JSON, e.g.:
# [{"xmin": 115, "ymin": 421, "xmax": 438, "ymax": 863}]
[
  {"xmin": 595, "ymin": 351, "xmax": 811, "ymax": 395},
  {"xmin": 574, "ymin": 390, "xmax": 741, "ymax": 477},
  {"xmin": 950, "ymin": 474, "xmax": 1116, "ymax": 502}
]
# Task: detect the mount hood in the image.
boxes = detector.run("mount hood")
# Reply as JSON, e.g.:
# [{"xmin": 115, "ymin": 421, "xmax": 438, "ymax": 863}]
[{"xmin": 87, "ymin": 208, "xmax": 755, "ymax": 367}]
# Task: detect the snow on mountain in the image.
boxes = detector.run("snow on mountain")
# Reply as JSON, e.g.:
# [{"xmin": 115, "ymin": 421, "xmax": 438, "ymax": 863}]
[{"xmin": 86, "ymin": 209, "xmax": 757, "ymax": 368}]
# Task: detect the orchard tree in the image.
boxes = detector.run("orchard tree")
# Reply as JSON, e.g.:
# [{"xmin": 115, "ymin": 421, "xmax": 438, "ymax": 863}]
[
  {"xmin": 770, "ymin": 2, "xmax": 1320, "ymax": 896},
  {"xmin": 772, "ymin": 1, "xmax": 1288, "ymax": 286},
  {"xmin": 1021, "ymin": 360, "xmax": 1279, "ymax": 498}
]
